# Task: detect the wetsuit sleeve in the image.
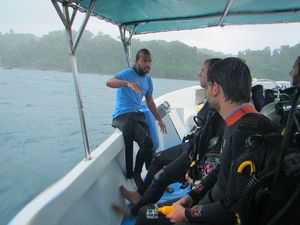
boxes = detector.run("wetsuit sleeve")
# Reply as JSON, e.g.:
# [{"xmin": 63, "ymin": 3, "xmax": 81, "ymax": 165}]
[
  {"xmin": 185, "ymin": 201, "xmax": 236, "ymax": 224},
  {"xmin": 186, "ymin": 163, "xmax": 234, "ymax": 224},
  {"xmin": 185, "ymin": 165, "xmax": 235, "ymax": 224},
  {"xmin": 188, "ymin": 164, "xmax": 220, "ymax": 203}
]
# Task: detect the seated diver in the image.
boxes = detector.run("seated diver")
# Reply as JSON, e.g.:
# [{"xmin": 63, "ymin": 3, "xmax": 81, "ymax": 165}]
[
  {"xmin": 113, "ymin": 58, "xmax": 225, "ymax": 216},
  {"xmin": 254, "ymin": 56, "xmax": 300, "ymax": 132},
  {"xmin": 134, "ymin": 58, "xmax": 279, "ymax": 225},
  {"xmin": 240, "ymin": 87, "xmax": 300, "ymax": 225},
  {"xmin": 253, "ymin": 54, "xmax": 299, "ymax": 111},
  {"xmin": 219, "ymin": 57, "xmax": 300, "ymax": 225}
]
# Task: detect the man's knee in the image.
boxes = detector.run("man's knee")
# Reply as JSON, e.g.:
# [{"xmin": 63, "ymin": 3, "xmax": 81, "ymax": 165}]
[
  {"xmin": 135, "ymin": 205, "xmax": 148, "ymax": 225},
  {"xmin": 144, "ymin": 134, "xmax": 153, "ymax": 149},
  {"xmin": 151, "ymin": 152, "xmax": 165, "ymax": 166},
  {"xmin": 151, "ymin": 145, "xmax": 182, "ymax": 167},
  {"xmin": 153, "ymin": 167, "xmax": 168, "ymax": 185}
]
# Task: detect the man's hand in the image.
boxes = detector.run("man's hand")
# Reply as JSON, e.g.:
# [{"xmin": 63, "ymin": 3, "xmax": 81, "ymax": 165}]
[
  {"xmin": 185, "ymin": 172, "xmax": 193, "ymax": 184},
  {"xmin": 127, "ymin": 81, "xmax": 143, "ymax": 93},
  {"xmin": 158, "ymin": 119, "xmax": 167, "ymax": 134},
  {"xmin": 175, "ymin": 196, "xmax": 192, "ymax": 207},
  {"xmin": 166, "ymin": 203, "xmax": 187, "ymax": 223}
]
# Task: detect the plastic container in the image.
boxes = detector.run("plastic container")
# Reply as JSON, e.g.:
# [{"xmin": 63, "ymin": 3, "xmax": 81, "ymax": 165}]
[{"xmin": 159, "ymin": 205, "xmax": 175, "ymax": 215}]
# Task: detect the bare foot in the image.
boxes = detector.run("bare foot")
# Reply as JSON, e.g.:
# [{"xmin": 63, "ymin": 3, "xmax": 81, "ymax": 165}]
[
  {"xmin": 111, "ymin": 204, "xmax": 132, "ymax": 217},
  {"xmin": 119, "ymin": 185, "xmax": 141, "ymax": 204},
  {"xmin": 165, "ymin": 185, "xmax": 174, "ymax": 193}
]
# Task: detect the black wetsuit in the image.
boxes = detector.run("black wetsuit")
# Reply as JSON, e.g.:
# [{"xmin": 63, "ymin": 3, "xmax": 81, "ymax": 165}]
[
  {"xmin": 138, "ymin": 102, "xmax": 216, "ymax": 195},
  {"xmin": 131, "ymin": 103, "xmax": 225, "ymax": 215},
  {"xmin": 112, "ymin": 112, "xmax": 153, "ymax": 178},
  {"xmin": 135, "ymin": 105, "xmax": 277, "ymax": 225}
]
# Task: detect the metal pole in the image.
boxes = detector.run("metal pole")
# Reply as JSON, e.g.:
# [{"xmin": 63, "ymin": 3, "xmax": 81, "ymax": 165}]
[
  {"xmin": 52, "ymin": 0, "xmax": 92, "ymax": 160},
  {"xmin": 119, "ymin": 26, "xmax": 131, "ymax": 67},
  {"xmin": 119, "ymin": 25, "xmax": 137, "ymax": 67},
  {"xmin": 218, "ymin": 0, "xmax": 236, "ymax": 26},
  {"xmin": 51, "ymin": 0, "xmax": 68, "ymax": 28},
  {"xmin": 64, "ymin": 4, "xmax": 91, "ymax": 161},
  {"xmin": 74, "ymin": 0, "xmax": 96, "ymax": 52},
  {"xmin": 69, "ymin": 54, "xmax": 91, "ymax": 160}
]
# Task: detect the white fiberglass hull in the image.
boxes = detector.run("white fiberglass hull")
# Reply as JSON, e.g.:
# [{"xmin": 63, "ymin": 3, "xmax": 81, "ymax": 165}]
[{"xmin": 9, "ymin": 85, "xmax": 205, "ymax": 225}]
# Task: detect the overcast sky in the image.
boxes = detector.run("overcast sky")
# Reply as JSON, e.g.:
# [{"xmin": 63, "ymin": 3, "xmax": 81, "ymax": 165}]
[{"xmin": 1, "ymin": 0, "xmax": 300, "ymax": 54}]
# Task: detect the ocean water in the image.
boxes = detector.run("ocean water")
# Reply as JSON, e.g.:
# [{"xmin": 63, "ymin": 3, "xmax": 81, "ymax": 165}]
[{"xmin": 0, "ymin": 68, "xmax": 196, "ymax": 225}]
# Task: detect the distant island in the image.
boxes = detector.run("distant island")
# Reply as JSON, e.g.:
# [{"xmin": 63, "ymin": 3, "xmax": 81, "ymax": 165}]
[{"xmin": 0, "ymin": 30, "xmax": 299, "ymax": 80}]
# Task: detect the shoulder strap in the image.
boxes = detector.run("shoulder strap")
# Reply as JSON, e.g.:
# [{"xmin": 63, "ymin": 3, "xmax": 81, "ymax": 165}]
[{"xmin": 225, "ymin": 105, "xmax": 258, "ymax": 126}]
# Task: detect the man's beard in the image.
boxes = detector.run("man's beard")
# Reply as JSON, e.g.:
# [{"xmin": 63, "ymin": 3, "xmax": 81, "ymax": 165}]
[
  {"xmin": 133, "ymin": 65, "xmax": 149, "ymax": 76},
  {"xmin": 292, "ymin": 73, "xmax": 300, "ymax": 86},
  {"xmin": 208, "ymin": 99, "xmax": 220, "ymax": 112}
]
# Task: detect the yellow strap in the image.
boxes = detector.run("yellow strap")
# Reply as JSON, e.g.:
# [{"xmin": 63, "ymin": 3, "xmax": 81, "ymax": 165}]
[
  {"xmin": 190, "ymin": 160, "xmax": 196, "ymax": 168},
  {"xmin": 235, "ymin": 213, "xmax": 241, "ymax": 225},
  {"xmin": 195, "ymin": 102, "xmax": 205, "ymax": 113},
  {"xmin": 237, "ymin": 160, "xmax": 256, "ymax": 175},
  {"xmin": 281, "ymin": 128, "xmax": 285, "ymax": 136}
]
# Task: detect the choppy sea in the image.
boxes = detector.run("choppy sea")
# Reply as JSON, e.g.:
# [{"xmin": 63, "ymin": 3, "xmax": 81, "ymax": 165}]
[{"xmin": 0, "ymin": 67, "xmax": 196, "ymax": 225}]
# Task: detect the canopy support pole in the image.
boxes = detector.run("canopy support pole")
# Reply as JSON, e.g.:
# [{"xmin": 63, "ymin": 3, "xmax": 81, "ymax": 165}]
[
  {"xmin": 218, "ymin": 0, "xmax": 236, "ymax": 26},
  {"xmin": 51, "ymin": 0, "xmax": 97, "ymax": 160},
  {"xmin": 119, "ymin": 25, "xmax": 137, "ymax": 67}
]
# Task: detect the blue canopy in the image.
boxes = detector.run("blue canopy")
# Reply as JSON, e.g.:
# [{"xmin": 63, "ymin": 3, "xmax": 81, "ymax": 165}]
[{"xmin": 70, "ymin": 0, "xmax": 300, "ymax": 34}]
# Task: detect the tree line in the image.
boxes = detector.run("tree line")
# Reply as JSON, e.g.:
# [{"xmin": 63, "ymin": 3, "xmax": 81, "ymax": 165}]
[{"xmin": 0, "ymin": 30, "xmax": 299, "ymax": 81}]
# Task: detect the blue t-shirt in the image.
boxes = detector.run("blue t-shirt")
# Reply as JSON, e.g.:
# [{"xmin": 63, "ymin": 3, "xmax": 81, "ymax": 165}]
[{"xmin": 112, "ymin": 67, "xmax": 153, "ymax": 119}]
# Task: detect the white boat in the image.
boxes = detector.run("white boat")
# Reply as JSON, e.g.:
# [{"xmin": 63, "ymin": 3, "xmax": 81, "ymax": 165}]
[{"xmin": 9, "ymin": 1, "xmax": 300, "ymax": 225}]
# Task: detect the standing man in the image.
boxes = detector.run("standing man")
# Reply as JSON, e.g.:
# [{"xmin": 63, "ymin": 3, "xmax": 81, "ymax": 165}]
[
  {"xmin": 134, "ymin": 57, "xmax": 277, "ymax": 225},
  {"xmin": 106, "ymin": 48, "xmax": 167, "ymax": 189},
  {"xmin": 290, "ymin": 56, "xmax": 300, "ymax": 87}
]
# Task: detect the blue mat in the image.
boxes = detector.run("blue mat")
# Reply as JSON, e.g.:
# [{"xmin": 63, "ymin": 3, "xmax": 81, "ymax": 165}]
[{"xmin": 121, "ymin": 182, "xmax": 190, "ymax": 225}]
